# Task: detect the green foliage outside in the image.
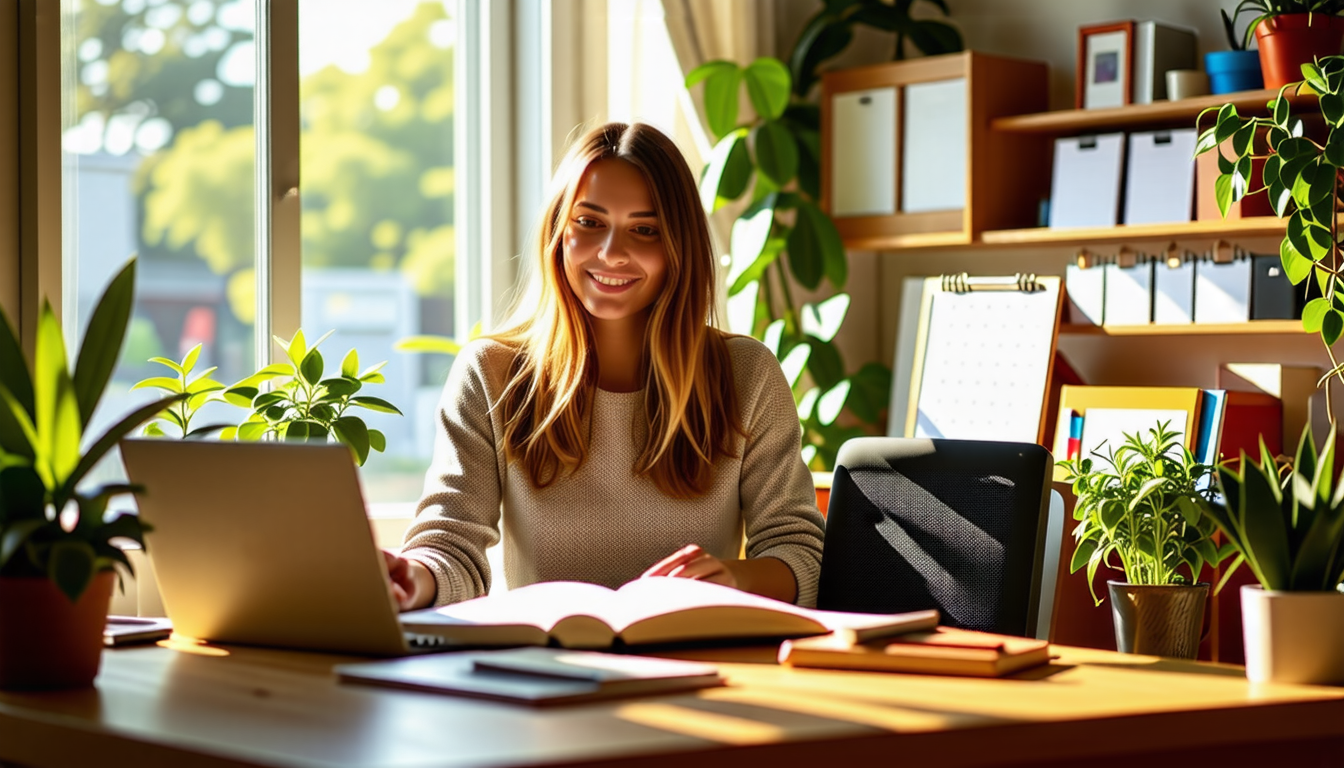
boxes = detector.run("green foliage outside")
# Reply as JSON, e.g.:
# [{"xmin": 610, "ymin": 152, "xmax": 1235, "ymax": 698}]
[
  {"xmin": 1057, "ymin": 422, "xmax": 1234, "ymax": 605},
  {"xmin": 0, "ymin": 259, "xmax": 182, "ymax": 602},
  {"xmin": 686, "ymin": 0, "xmax": 961, "ymax": 470},
  {"xmin": 70, "ymin": 0, "xmax": 455, "ymax": 329}
]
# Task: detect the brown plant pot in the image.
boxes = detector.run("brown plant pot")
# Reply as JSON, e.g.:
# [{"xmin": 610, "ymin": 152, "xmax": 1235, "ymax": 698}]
[
  {"xmin": 0, "ymin": 571, "xmax": 114, "ymax": 690},
  {"xmin": 1107, "ymin": 581, "xmax": 1209, "ymax": 659},
  {"xmin": 1255, "ymin": 14, "xmax": 1344, "ymax": 90}
]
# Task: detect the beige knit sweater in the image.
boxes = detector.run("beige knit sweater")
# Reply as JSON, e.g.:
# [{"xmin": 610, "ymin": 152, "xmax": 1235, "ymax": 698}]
[{"xmin": 401, "ymin": 335, "xmax": 826, "ymax": 608}]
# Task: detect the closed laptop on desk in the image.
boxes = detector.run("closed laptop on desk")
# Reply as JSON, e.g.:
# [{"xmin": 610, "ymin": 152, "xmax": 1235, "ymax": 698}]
[{"xmin": 120, "ymin": 439, "xmax": 430, "ymax": 656}]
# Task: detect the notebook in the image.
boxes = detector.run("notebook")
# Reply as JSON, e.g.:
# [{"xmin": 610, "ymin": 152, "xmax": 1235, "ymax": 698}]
[
  {"xmin": 779, "ymin": 626, "xmax": 1051, "ymax": 678},
  {"xmin": 119, "ymin": 439, "xmax": 455, "ymax": 656},
  {"xmin": 337, "ymin": 647, "xmax": 724, "ymax": 705}
]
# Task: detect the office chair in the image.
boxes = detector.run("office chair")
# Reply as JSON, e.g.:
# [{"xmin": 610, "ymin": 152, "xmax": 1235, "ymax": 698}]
[{"xmin": 817, "ymin": 437, "xmax": 1057, "ymax": 638}]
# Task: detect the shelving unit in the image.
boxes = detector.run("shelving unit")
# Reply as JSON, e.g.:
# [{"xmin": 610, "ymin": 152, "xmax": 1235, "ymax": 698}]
[{"xmin": 990, "ymin": 88, "xmax": 1309, "ymax": 135}]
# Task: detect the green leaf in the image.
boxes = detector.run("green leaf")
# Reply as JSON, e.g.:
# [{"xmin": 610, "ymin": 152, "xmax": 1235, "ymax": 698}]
[
  {"xmin": 778, "ymin": 344, "xmax": 811, "ymax": 388},
  {"xmin": 1327, "ymin": 128, "xmax": 1344, "ymax": 167},
  {"xmin": 349, "ymin": 396, "xmax": 403, "ymax": 415},
  {"xmin": 1282, "ymin": 237, "xmax": 1313, "ymax": 284},
  {"xmin": 1231, "ymin": 122, "xmax": 1256, "ymax": 157},
  {"xmin": 284, "ymin": 421, "xmax": 312, "ymax": 442},
  {"xmin": 63, "ymin": 394, "xmax": 186, "ymax": 496},
  {"xmin": 299, "ymin": 349, "xmax": 324, "ymax": 385},
  {"xmin": 1324, "ymin": 310, "xmax": 1344, "ymax": 346},
  {"xmin": 905, "ymin": 19, "xmax": 962, "ymax": 55},
  {"xmin": 0, "ymin": 307, "xmax": 34, "ymax": 419},
  {"xmin": 1323, "ymin": 91, "xmax": 1344, "ymax": 126},
  {"xmin": 321, "ymin": 378, "xmax": 360, "ymax": 398},
  {"xmin": 341, "ymin": 349, "xmax": 360, "ymax": 378},
  {"xmin": 1214, "ymin": 104, "xmax": 1242, "ymax": 143},
  {"xmin": 790, "ymin": 16, "xmax": 852, "ymax": 98},
  {"xmin": 368, "ymin": 429, "xmax": 387, "ymax": 453},
  {"xmin": 72, "ymin": 258, "xmax": 135, "ymax": 427},
  {"xmin": 754, "ymin": 121, "xmax": 799, "ymax": 188},
  {"xmin": 762, "ymin": 319, "xmax": 786, "ymax": 357},
  {"xmin": 130, "ymin": 376, "xmax": 184, "ymax": 393},
  {"xmin": 800, "ymin": 293, "xmax": 850, "ymax": 342},
  {"xmin": 743, "ymin": 57, "xmax": 790, "ymax": 121},
  {"xmin": 0, "ymin": 519, "xmax": 44, "ymax": 570},
  {"xmin": 333, "ymin": 416, "xmax": 371, "ymax": 466},
  {"xmin": 796, "ymin": 387, "xmax": 820, "ymax": 420},
  {"xmin": 1070, "ymin": 537, "xmax": 1098, "ymax": 574},
  {"xmin": 148, "ymin": 356, "xmax": 183, "ymax": 374},
  {"xmin": 729, "ymin": 238, "xmax": 783, "ymax": 297},
  {"xmin": 699, "ymin": 130, "xmax": 751, "ymax": 213},
  {"xmin": 1303, "ymin": 297, "xmax": 1331, "ymax": 332},
  {"xmin": 702, "ymin": 65, "xmax": 743, "ymax": 140},
  {"xmin": 1194, "ymin": 126, "xmax": 1221, "ymax": 157},
  {"xmin": 816, "ymin": 380, "xmax": 851, "ymax": 426},
  {"xmin": 804, "ymin": 335, "xmax": 845, "ymax": 390},
  {"xmin": 1214, "ymin": 173, "xmax": 1233, "ymax": 218},
  {"xmin": 238, "ymin": 421, "xmax": 269, "ymax": 441},
  {"xmin": 1303, "ymin": 62, "xmax": 1330, "ymax": 94},
  {"xmin": 845, "ymin": 362, "xmax": 891, "ymax": 424},
  {"xmin": 728, "ymin": 196, "xmax": 776, "ymax": 290},
  {"xmin": 684, "ymin": 59, "xmax": 736, "ymax": 88},
  {"xmin": 48, "ymin": 540, "xmax": 97, "ymax": 603}
]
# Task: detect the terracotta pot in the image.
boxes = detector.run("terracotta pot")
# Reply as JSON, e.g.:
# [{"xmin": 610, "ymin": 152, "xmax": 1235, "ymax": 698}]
[
  {"xmin": 1242, "ymin": 585, "xmax": 1344, "ymax": 685},
  {"xmin": 1255, "ymin": 14, "xmax": 1344, "ymax": 90},
  {"xmin": 0, "ymin": 571, "xmax": 114, "ymax": 690},
  {"xmin": 1107, "ymin": 581, "xmax": 1209, "ymax": 659}
]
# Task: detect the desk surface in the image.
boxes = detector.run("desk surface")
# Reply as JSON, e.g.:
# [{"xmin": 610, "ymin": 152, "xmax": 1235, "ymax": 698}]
[{"xmin": 0, "ymin": 641, "xmax": 1342, "ymax": 768}]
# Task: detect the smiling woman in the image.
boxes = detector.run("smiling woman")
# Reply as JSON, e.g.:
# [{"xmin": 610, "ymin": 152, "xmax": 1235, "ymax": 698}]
[{"xmin": 384, "ymin": 122, "xmax": 826, "ymax": 613}]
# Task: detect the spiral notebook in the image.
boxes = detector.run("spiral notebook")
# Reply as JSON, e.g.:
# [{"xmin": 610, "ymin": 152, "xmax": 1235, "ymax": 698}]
[{"xmin": 903, "ymin": 274, "xmax": 1063, "ymax": 445}]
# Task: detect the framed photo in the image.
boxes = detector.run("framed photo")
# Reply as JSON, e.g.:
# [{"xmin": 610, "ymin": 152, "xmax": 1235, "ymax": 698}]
[{"xmin": 1077, "ymin": 21, "xmax": 1134, "ymax": 110}]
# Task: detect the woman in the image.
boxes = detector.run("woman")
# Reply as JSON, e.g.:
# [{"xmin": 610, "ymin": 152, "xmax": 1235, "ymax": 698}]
[{"xmin": 384, "ymin": 122, "xmax": 824, "ymax": 610}]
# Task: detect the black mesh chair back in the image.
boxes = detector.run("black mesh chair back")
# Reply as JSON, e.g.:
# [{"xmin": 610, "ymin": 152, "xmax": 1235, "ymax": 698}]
[{"xmin": 817, "ymin": 437, "xmax": 1053, "ymax": 637}]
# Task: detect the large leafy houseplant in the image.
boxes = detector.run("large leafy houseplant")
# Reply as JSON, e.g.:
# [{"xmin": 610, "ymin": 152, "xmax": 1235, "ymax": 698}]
[
  {"xmin": 132, "ymin": 330, "xmax": 401, "ymax": 466},
  {"xmin": 1194, "ymin": 57, "xmax": 1344, "ymax": 414},
  {"xmin": 687, "ymin": 0, "xmax": 961, "ymax": 469},
  {"xmin": 1057, "ymin": 422, "xmax": 1232, "ymax": 605},
  {"xmin": 0, "ymin": 258, "xmax": 183, "ymax": 602}
]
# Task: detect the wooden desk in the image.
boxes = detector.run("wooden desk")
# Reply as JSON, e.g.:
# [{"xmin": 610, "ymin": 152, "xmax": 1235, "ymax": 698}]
[{"xmin": 0, "ymin": 642, "xmax": 1341, "ymax": 768}]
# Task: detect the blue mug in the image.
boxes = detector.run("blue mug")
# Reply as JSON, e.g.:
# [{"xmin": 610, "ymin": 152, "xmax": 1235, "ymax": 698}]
[{"xmin": 1205, "ymin": 50, "xmax": 1264, "ymax": 94}]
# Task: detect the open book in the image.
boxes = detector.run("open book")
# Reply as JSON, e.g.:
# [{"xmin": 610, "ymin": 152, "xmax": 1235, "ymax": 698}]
[{"xmin": 400, "ymin": 577, "xmax": 939, "ymax": 649}]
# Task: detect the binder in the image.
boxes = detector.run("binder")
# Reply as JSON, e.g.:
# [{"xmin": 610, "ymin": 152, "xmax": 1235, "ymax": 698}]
[
  {"xmin": 1049, "ymin": 133, "xmax": 1125, "ymax": 229},
  {"xmin": 1065, "ymin": 254, "xmax": 1106, "ymax": 325},
  {"xmin": 1194, "ymin": 251, "xmax": 1252, "ymax": 324},
  {"xmin": 1123, "ymin": 129, "xmax": 1197, "ymax": 225},
  {"xmin": 1103, "ymin": 254, "xmax": 1153, "ymax": 326},
  {"xmin": 1153, "ymin": 251, "xmax": 1195, "ymax": 325},
  {"xmin": 904, "ymin": 273, "xmax": 1063, "ymax": 446}
]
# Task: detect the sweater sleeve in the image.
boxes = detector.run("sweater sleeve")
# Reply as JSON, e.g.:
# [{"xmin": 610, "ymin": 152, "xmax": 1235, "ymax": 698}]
[
  {"xmin": 400, "ymin": 341, "xmax": 506, "ymax": 606},
  {"xmin": 732, "ymin": 338, "xmax": 827, "ymax": 607}
]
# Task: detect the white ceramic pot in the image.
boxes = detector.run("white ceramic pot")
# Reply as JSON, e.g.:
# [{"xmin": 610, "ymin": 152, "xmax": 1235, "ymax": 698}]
[{"xmin": 1241, "ymin": 585, "xmax": 1344, "ymax": 685}]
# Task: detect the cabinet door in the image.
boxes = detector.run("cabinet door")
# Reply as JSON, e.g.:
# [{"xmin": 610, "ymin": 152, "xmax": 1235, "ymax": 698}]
[{"xmin": 903, "ymin": 78, "xmax": 967, "ymax": 214}]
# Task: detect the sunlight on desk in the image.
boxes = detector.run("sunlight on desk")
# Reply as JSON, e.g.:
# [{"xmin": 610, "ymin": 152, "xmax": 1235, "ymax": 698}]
[
  {"xmin": 156, "ymin": 636, "xmax": 230, "ymax": 657},
  {"xmin": 615, "ymin": 703, "xmax": 788, "ymax": 745}
]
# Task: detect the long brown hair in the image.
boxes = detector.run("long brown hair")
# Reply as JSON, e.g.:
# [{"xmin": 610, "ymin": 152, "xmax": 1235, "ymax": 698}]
[{"xmin": 489, "ymin": 122, "xmax": 742, "ymax": 498}]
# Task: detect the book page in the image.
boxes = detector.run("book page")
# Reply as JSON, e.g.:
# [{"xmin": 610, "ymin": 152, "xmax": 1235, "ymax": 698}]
[{"xmin": 433, "ymin": 581, "xmax": 621, "ymax": 633}]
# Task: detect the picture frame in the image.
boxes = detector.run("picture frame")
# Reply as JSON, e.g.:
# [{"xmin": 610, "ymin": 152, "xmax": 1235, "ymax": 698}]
[{"xmin": 1077, "ymin": 21, "xmax": 1134, "ymax": 110}]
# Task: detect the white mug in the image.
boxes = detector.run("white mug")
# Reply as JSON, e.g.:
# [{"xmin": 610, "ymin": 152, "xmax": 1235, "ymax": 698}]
[{"xmin": 1166, "ymin": 69, "xmax": 1210, "ymax": 100}]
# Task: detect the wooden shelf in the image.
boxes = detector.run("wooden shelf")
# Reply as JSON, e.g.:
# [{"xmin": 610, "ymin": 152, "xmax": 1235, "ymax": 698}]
[
  {"xmin": 1060, "ymin": 320, "xmax": 1307, "ymax": 336},
  {"xmin": 980, "ymin": 217, "xmax": 1288, "ymax": 247},
  {"xmin": 991, "ymin": 88, "xmax": 1307, "ymax": 134}
]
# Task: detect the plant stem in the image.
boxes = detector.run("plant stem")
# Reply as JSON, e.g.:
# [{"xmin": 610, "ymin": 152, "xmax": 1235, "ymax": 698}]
[{"xmin": 774, "ymin": 259, "xmax": 799, "ymax": 339}]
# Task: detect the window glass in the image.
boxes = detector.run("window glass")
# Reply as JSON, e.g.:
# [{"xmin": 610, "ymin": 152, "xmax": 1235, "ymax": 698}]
[
  {"xmin": 298, "ymin": 1, "xmax": 456, "ymax": 507},
  {"xmin": 63, "ymin": 0, "xmax": 257, "ymax": 483}
]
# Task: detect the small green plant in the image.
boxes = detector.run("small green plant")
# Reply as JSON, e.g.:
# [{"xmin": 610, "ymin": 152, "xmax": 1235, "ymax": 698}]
[
  {"xmin": 1201, "ymin": 426, "xmax": 1344, "ymax": 592},
  {"xmin": 1194, "ymin": 56, "xmax": 1344, "ymax": 413},
  {"xmin": 220, "ymin": 330, "xmax": 401, "ymax": 466},
  {"xmin": 0, "ymin": 258, "xmax": 183, "ymax": 601},
  {"xmin": 132, "ymin": 343, "xmax": 231, "ymax": 438},
  {"xmin": 1058, "ymin": 422, "xmax": 1233, "ymax": 604}
]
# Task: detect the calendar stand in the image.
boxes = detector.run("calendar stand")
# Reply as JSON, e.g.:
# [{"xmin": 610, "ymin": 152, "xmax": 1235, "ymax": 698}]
[{"xmin": 903, "ymin": 273, "xmax": 1063, "ymax": 445}]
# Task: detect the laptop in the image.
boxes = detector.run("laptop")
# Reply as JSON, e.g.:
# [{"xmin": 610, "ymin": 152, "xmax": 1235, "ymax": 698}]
[{"xmin": 119, "ymin": 438, "xmax": 449, "ymax": 656}]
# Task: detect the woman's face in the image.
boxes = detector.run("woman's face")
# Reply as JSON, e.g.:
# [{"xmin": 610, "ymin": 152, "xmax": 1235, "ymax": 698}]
[{"xmin": 562, "ymin": 158, "xmax": 668, "ymax": 326}]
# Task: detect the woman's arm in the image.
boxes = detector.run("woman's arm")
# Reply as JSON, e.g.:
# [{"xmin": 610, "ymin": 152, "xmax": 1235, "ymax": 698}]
[{"xmin": 395, "ymin": 342, "xmax": 508, "ymax": 609}]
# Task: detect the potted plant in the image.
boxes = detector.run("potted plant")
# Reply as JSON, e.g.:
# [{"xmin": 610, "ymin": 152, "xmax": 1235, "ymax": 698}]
[
  {"xmin": 1200, "ymin": 429, "xmax": 1344, "ymax": 684},
  {"xmin": 1207, "ymin": 8, "xmax": 1265, "ymax": 94},
  {"xmin": 1228, "ymin": 0, "xmax": 1344, "ymax": 89},
  {"xmin": 1057, "ymin": 422, "xmax": 1233, "ymax": 659},
  {"xmin": 0, "ymin": 258, "xmax": 183, "ymax": 689},
  {"xmin": 133, "ymin": 330, "xmax": 400, "ymax": 466}
]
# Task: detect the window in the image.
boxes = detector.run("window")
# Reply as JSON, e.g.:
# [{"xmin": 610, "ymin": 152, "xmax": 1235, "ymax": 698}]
[{"xmin": 59, "ymin": 0, "xmax": 484, "ymax": 508}]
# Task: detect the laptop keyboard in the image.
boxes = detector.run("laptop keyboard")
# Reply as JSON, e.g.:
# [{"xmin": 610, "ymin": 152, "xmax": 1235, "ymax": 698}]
[{"xmin": 406, "ymin": 632, "xmax": 453, "ymax": 649}]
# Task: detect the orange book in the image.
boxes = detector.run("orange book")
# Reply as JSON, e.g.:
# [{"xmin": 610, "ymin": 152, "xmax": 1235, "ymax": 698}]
[{"xmin": 779, "ymin": 627, "xmax": 1051, "ymax": 678}]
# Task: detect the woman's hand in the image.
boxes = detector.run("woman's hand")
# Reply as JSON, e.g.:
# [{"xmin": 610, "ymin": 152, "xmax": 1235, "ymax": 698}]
[
  {"xmin": 640, "ymin": 544, "xmax": 738, "ymax": 588},
  {"xmin": 382, "ymin": 549, "xmax": 437, "ymax": 611}
]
